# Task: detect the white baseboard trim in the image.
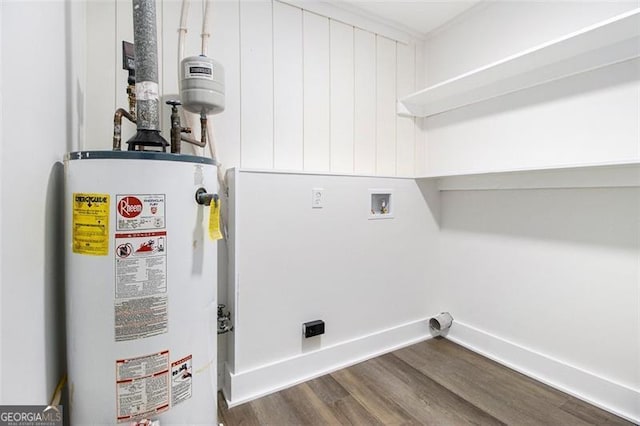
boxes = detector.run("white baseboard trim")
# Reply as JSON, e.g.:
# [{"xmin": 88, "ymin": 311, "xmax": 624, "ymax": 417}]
[
  {"xmin": 222, "ymin": 318, "xmax": 432, "ymax": 407},
  {"xmin": 447, "ymin": 321, "xmax": 640, "ymax": 424}
]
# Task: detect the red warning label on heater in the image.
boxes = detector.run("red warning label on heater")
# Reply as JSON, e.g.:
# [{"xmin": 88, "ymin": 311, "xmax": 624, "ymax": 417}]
[{"xmin": 116, "ymin": 194, "xmax": 165, "ymax": 231}]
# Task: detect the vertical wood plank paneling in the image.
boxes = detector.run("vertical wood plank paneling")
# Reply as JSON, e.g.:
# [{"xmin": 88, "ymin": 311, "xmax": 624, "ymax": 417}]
[
  {"xmin": 211, "ymin": 0, "xmax": 241, "ymax": 170},
  {"xmin": 330, "ymin": 20, "xmax": 355, "ymax": 173},
  {"xmin": 353, "ymin": 29, "xmax": 376, "ymax": 174},
  {"xmin": 414, "ymin": 43, "xmax": 427, "ymax": 175},
  {"xmin": 240, "ymin": 0, "xmax": 274, "ymax": 168},
  {"xmin": 88, "ymin": 1, "xmax": 419, "ymax": 174},
  {"xmin": 161, "ymin": 0, "xmax": 205, "ymax": 156},
  {"xmin": 376, "ymin": 36, "xmax": 396, "ymax": 176},
  {"xmin": 303, "ymin": 11, "xmax": 331, "ymax": 171},
  {"xmin": 85, "ymin": 0, "xmax": 116, "ymax": 150},
  {"xmin": 160, "ymin": 0, "xmax": 178, "ymax": 95},
  {"xmin": 396, "ymin": 42, "xmax": 416, "ymax": 176},
  {"xmin": 161, "ymin": 0, "xmax": 179, "ymax": 147},
  {"xmin": 186, "ymin": 0, "xmax": 206, "ymax": 156},
  {"xmin": 116, "ymin": 0, "xmax": 135, "ymax": 144},
  {"xmin": 273, "ymin": 2, "xmax": 303, "ymax": 170}
]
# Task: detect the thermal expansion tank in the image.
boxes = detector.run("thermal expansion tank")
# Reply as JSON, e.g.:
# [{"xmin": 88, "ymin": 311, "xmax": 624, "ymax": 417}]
[{"xmin": 65, "ymin": 151, "xmax": 218, "ymax": 424}]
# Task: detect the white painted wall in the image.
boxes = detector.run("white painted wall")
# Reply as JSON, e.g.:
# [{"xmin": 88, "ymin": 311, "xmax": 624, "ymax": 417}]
[
  {"xmin": 437, "ymin": 188, "xmax": 640, "ymax": 420},
  {"xmin": 84, "ymin": 0, "xmax": 422, "ymax": 177},
  {"xmin": 421, "ymin": 1, "xmax": 640, "ymax": 175},
  {"xmin": 1, "ymin": 0, "xmax": 83, "ymax": 403},
  {"xmin": 424, "ymin": 1, "xmax": 639, "ymax": 86},
  {"xmin": 224, "ymin": 170, "xmax": 439, "ymax": 404},
  {"xmin": 420, "ymin": 1, "xmax": 640, "ymax": 421}
]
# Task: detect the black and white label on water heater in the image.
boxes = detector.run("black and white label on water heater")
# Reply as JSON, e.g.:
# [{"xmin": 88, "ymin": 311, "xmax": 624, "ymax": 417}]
[
  {"xmin": 116, "ymin": 351, "xmax": 170, "ymax": 423},
  {"xmin": 115, "ymin": 231, "xmax": 167, "ymax": 298},
  {"xmin": 114, "ymin": 231, "xmax": 168, "ymax": 341},
  {"xmin": 115, "ymin": 295, "xmax": 168, "ymax": 341},
  {"xmin": 184, "ymin": 61, "xmax": 214, "ymax": 80},
  {"xmin": 171, "ymin": 355, "xmax": 193, "ymax": 407},
  {"xmin": 116, "ymin": 194, "xmax": 165, "ymax": 231}
]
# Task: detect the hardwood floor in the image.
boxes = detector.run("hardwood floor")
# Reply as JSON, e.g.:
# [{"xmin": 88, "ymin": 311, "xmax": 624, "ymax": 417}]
[{"xmin": 218, "ymin": 338, "xmax": 633, "ymax": 425}]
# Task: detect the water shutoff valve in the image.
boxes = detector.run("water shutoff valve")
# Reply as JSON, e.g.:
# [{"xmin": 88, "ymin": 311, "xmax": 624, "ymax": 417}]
[{"xmin": 218, "ymin": 304, "xmax": 233, "ymax": 335}]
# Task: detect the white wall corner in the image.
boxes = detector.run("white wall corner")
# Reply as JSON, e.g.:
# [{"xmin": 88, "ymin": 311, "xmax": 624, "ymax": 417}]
[{"xmin": 447, "ymin": 321, "xmax": 640, "ymax": 424}]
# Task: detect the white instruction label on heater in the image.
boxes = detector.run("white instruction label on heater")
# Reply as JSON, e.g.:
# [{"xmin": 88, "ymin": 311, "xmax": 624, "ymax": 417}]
[
  {"xmin": 115, "ymin": 231, "xmax": 167, "ymax": 298},
  {"xmin": 116, "ymin": 351, "xmax": 170, "ymax": 423},
  {"xmin": 171, "ymin": 355, "xmax": 193, "ymax": 407},
  {"xmin": 135, "ymin": 81, "xmax": 159, "ymax": 101},
  {"xmin": 114, "ymin": 231, "xmax": 168, "ymax": 341},
  {"xmin": 115, "ymin": 295, "xmax": 168, "ymax": 341},
  {"xmin": 184, "ymin": 61, "xmax": 214, "ymax": 80},
  {"xmin": 116, "ymin": 194, "xmax": 165, "ymax": 231}
]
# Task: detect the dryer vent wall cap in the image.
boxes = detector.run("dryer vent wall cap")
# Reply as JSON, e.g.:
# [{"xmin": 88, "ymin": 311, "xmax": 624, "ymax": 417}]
[{"xmin": 430, "ymin": 312, "xmax": 453, "ymax": 334}]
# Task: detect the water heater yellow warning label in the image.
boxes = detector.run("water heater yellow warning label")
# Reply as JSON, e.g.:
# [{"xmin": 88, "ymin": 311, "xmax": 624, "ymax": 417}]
[{"xmin": 72, "ymin": 193, "xmax": 110, "ymax": 255}]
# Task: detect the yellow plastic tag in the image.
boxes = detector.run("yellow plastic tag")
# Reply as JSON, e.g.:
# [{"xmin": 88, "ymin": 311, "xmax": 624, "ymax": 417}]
[
  {"xmin": 209, "ymin": 198, "xmax": 223, "ymax": 241},
  {"xmin": 72, "ymin": 193, "xmax": 110, "ymax": 255}
]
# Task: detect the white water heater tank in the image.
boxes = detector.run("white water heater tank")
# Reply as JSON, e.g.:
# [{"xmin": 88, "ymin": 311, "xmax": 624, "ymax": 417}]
[{"xmin": 65, "ymin": 151, "xmax": 218, "ymax": 424}]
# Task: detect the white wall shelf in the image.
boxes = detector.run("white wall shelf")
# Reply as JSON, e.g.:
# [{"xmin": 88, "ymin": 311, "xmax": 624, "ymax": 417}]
[
  {"xmin": 398, "ymin": 8, "xmax": 640, "ymax": 118},
  {"xmin": 415, "ymin": 160, "xmax": 640, "ymax": 191}
]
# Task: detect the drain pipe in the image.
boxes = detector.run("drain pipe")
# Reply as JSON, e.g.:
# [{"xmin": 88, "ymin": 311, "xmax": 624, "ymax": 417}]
[{"xmin": 127, "ymin": 0, "xmax": 168, "ymax": 151}]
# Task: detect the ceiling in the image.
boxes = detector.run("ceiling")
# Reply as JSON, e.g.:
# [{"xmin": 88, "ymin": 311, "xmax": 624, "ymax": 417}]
[{"xmin": 336, "ymin": 0, "xmax": 483, "ymax": 38}]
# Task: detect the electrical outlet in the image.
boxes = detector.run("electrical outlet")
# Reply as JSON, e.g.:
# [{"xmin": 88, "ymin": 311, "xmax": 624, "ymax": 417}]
[
  {"xmin": 311, "ymin": 188, "xmax": 324, "ymax": 208},
  {"xmin": 303, "ymin": 320, "xmax": 325, "ymax": 338}
]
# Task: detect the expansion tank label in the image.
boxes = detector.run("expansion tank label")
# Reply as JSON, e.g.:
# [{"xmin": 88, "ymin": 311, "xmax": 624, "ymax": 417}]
[
  {"xmin": 115, "ymin": 231, "xmax": 168, "ymax": 341},
  {"xmin": 184, "ymin": 60, "xmax": 214, "ymax": 80},
  {"xmin": 171, "ymin": 355, "xmax": 193, "ymax": 407},
  {"xmin": 116, "ymin": 351, "xmax": 170, "ymax": 423},
  {"xmin": 72, "ymin": 193, "xmax": 110, "ymax": 255},
  {"xmin": 116, "ymin": 194, "xmax": 165, "ymax": 231}
]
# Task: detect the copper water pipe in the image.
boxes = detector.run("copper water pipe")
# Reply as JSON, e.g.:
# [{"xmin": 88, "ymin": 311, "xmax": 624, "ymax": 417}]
[
  {"xmin": 180, "ymin": 113, "xmax": 207, "ymax": 148},
  {"xmin": 113, "ymin": 108, "xmax": 136, "ymax": 151}
]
